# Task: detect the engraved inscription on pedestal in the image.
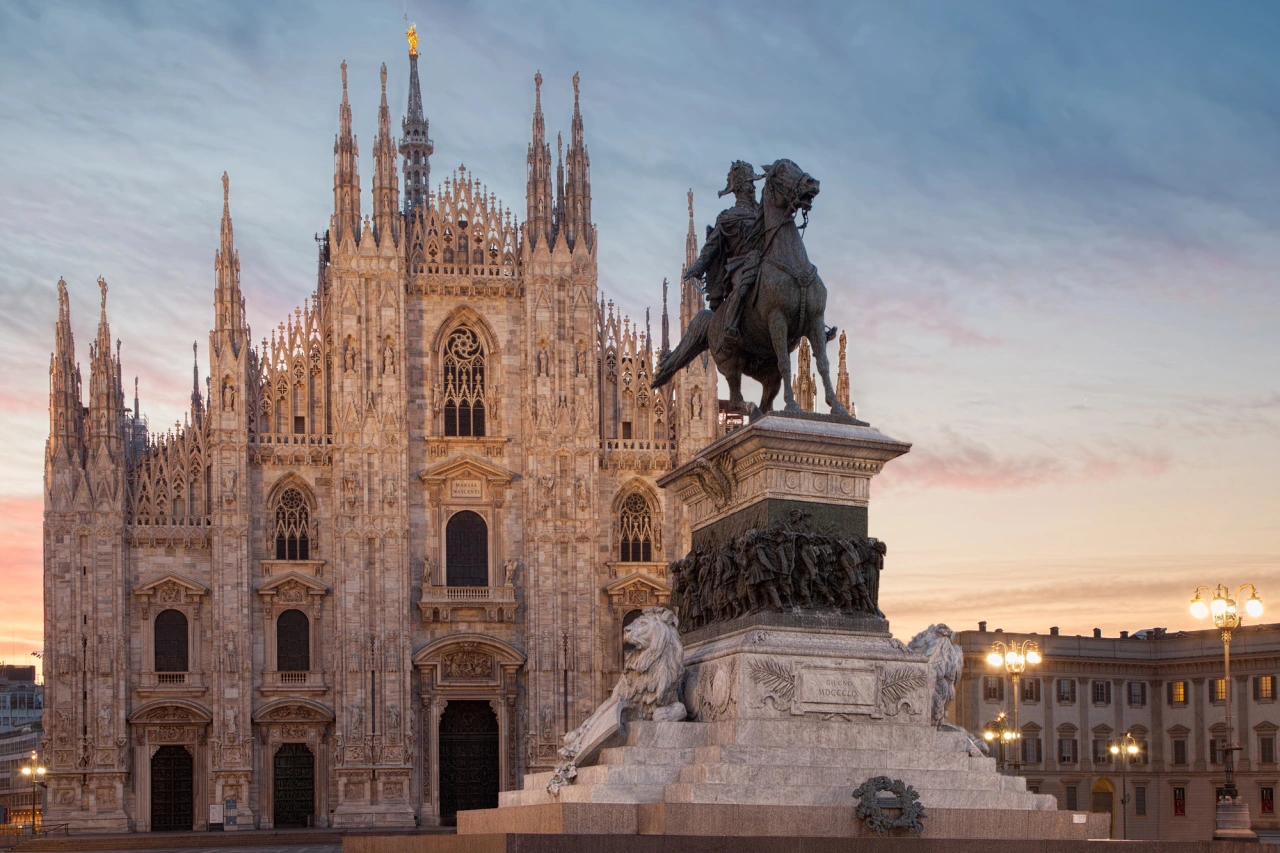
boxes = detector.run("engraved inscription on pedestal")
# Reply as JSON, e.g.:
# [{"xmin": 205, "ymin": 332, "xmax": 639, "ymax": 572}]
[{"xmin": 794, "ymin": 664, "xmax": 879, "ymax": 717}]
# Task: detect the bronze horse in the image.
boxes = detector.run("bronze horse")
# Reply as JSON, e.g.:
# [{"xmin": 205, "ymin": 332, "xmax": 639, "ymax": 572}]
[{"xmin": 653, "ymin": 159, "xmax": 849, "ymax": 417}]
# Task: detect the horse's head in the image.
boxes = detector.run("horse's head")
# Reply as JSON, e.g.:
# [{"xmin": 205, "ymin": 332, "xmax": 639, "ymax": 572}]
[{"xmin": 764, "ymin": 159, "xmax": 820, "ymax": 215}]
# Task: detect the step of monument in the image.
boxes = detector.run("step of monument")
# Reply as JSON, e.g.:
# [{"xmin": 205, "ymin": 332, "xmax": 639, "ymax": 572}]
[
  {"xmin": 699, "ymin": 720, "xmax": 949, "ymax": 751},
  {"xmin": 501, "ymin": 780, "xmax": 668, "ymax": 807},
  {"xmin": 617, "ymin": 721, "xmax": 716, "ymax": 749},
  {"xmin": 675, "ymin": 762, "xmax": 1023, "ymax": 792},
  {"xmin": 662, "ymin": 781, "xmax": 1052, "ymax": 810},
  {"xmin": 596, "ymin": 745, "xmax": 698, "ymax": 766},
  {"xmin": 572, "ymin": 762, "xmax": 689, "ymax": 786},
  {"xmin": 688, "ymin": 743, "xmax": 981, "ymax": 772}
]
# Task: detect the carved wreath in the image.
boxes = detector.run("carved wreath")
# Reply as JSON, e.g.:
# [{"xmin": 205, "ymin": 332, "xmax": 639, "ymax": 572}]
[{"xmin": 852, "ymin": 776, "xmax": 925, "ymax": 837}]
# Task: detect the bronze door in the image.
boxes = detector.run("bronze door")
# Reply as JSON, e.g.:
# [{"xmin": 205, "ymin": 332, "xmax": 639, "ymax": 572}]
[
  {"xmin": 273, "ymin": 743, "xmax": 315, "ymax": 828},
  {"xmin": 150, "ymin": 745, "xmax": 193, "ymax": 832},
  {"xmin": 438, "ymin": 700, "xmax": 499, "ymax": 825}
]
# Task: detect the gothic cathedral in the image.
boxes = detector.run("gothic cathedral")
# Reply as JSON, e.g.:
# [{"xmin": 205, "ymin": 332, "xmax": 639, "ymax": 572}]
[{"xmin": 39, "ymin": 36, "xmax": 740, "ymax": 832}]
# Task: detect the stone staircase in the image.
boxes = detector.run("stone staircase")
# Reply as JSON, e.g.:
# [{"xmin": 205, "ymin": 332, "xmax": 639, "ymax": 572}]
[{"xmin": 501, "ymin": 719, "xmax": 1057, "ymax": 812}]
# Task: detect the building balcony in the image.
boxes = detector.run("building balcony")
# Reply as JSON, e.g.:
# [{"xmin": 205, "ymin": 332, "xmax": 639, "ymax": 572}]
[
  {"xmin": 136, "ymin": 671, "xmax": 207, "ymax": 698},
  {"xmin": 260, "ymin": 670, "xmax": 329, "ymax": 697},
  {"xmin": 419, "ymin": 585, "xmax": 517, "ymax": 623}
]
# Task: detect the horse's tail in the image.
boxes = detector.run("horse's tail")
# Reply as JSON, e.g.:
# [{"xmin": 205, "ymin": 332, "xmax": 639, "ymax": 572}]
[{"xmin": 652, "ymin": 309, "xmax": 712, "ymax": 389}]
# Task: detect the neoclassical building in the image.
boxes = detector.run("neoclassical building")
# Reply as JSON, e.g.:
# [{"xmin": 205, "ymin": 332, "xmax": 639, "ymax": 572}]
[{"xmin": 38, "ymin": 37, "xmax": 767, "ymax": 833}]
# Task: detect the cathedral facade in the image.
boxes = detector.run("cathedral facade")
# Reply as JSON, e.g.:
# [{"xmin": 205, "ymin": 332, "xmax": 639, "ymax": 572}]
[{"xmin": 40, "ymin": 40, "xmax": 728, "ymax": 833}]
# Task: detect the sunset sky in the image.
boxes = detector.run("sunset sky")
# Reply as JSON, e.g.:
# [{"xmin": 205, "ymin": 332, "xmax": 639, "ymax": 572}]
[{"xmin": 1, "ymin": 1, "xmax": 1277, "ymax": 664}]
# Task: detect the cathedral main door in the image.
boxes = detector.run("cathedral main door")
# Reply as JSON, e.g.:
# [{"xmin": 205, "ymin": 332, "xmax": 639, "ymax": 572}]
[
  {"xmin": 273, "ymin": 743, "xmax": 315, "ymax": 828},
  {"xmin": 438, "ymin": 701, "xmax": 499, "ymax": 825},
  {"xmin": 150, "ymin": 745, "xmax": 193, "ymax": 832}
]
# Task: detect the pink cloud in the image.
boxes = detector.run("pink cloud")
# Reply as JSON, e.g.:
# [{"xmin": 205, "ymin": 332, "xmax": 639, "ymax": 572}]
[
  {"xmin": 879, "ymin": 433, "xmax": 1172, "ymax": 492},
  {"xmin": 0, "ymin": 496, "xmax": 45, "ymax": 661}
]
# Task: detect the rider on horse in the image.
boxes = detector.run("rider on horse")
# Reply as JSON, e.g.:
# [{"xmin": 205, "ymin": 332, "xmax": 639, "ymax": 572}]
[{"xmin": 683, "ymin": 161, "xmax": 764, "ymax": 343}]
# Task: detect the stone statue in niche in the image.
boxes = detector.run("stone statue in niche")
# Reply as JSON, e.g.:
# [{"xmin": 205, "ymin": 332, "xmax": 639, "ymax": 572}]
[
  {"xmin": 222, "ymin": 378, "xmax": 236, "ymax": 412},
  {"xmin": 574, "ymin": 475, "xmax": 588, "ymax": 509},
  {"xmin": 503, "ymin": 558, "xmax": 520, "ymax": 587},
  {"xmin": 344, "ymin": 341, "xmax": 357, "ymax": 372},
  {"xmin": 538, "ymin": 475, "xmax": 556, "ymax": 509},
  {"xmin": 382, "ymin": 341, "xmax": 395, "ymax": 375}
]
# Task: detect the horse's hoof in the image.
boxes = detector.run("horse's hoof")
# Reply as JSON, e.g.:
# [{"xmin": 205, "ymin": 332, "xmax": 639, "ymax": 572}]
[
  {"xmin": 784, "ymin": 401, "xmax": 802, "ymax": 414},
  {"xmin": 830, "ymin": 403, "xmax": 851, "ymax": 419}
]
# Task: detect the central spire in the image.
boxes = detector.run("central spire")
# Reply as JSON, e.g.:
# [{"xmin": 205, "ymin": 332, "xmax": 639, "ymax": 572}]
[
  {"xmin": 400, "ymin": 22, "xmax": 433, "ymax": 216},
  {"xmin": 563, "ymin": 72, "xmax": 592, "ymax": 252},
  {"xmin": 525, "ymin": 71, "xmax": 554, "ymax": 250},
  {"xmin": 373, "ymin": 62, "xmax": 400, "ymax": 246}
]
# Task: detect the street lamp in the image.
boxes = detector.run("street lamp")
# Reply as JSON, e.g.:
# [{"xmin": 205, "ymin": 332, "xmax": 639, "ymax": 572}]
[
  {"xmin": 1109, "ymin": 731, "xmax": 1140, "ymax": 840},
  {"xmin": 986, "ymin": 639, "xmax": 1041, "ymax": 771},
  {"xmin": 18, "ymin": 750, "xmax": 45, "ymax": 833},
  {"xmin": 982, "ymin": 711, "xmax": 1018, "ymax": 771},
  {"xmin": 1190, "ymin": 582, "xmax": 1263, "ymax": 841}
]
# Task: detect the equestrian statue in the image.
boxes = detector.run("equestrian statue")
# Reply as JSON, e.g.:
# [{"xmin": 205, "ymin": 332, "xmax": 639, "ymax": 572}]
[{"xmin": 652, "ymin": 159, "xmax": 849, "ymax": 417}]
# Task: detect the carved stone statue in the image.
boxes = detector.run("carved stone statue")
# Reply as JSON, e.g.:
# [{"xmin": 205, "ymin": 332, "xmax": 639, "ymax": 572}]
[
  {"xmin": 547, "ymin": 607, "xmax": 687, "ymax": 795},
  {"xmin": 906, "ymin": 624, "xmax": 963, "ymax": 729},
  {"xmin": 503, "ymin": 558, "xmax": 520, "ymax": 587},
  {"xmin": 655, "ymin": 159, "xmax": 847, "ymax": 416}
]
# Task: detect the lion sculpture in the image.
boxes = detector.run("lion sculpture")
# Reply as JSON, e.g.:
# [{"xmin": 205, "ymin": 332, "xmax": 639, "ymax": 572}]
[
  {"xmin": 547, "ymin": 606, "xmax": 687, "ymax": 795},
  {"xmin": 906, "ymin": 623, "xmax": 989, "ymax": 756},
  {"xmin": 906, "ymin": 623, "xmax": 963, "ymax": 729}
]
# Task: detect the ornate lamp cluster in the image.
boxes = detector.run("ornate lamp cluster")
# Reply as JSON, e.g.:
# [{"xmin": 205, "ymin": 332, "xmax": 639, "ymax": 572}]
[
  {"xmin": 984, "ymin": 639, "xmax": 1041, "ymax": 772},
  {"xmin": 19, "ymin": 750, "xmax": 46, "ymax": 831}
]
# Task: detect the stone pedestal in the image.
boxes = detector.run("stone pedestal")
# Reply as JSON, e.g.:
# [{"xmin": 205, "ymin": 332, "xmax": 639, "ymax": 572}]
[
  {"xmin": 457, "ymin": 413, "xmax": 1100, "ymax": 840},
  {"xmin": 1213, "ymin": 795, "xmax": 1257, "ymax": 841}
]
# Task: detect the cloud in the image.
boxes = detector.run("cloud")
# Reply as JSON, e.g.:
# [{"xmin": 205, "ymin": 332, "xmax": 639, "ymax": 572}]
[{"xmin": 880, "ymin": 430, "xmax": 1172, "ymax": 492}]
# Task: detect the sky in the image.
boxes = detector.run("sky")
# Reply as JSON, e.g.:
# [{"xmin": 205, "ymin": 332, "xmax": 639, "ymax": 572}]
[{"xmin": 0, "ymin": 0, "xmax": 1278, "ymax": 663}]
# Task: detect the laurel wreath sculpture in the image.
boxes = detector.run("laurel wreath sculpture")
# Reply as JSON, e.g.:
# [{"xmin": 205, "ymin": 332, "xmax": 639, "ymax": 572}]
[{"xmin": 852, "ymin": 776, "xmax": 926, "ymax": 837}]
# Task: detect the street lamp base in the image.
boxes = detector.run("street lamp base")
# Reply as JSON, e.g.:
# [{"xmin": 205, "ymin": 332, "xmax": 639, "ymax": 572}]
[{"xmin": 1213, "ymin": 795, "xmax": 1257, "ymax": 841}]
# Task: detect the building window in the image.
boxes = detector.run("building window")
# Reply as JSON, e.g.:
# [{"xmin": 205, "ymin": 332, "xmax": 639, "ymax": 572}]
[
  {"xmin": 1057, "ymin": 678, "xmax": 1076, "ymax": 704},
  {"xmin": 1065, "ymin": 786, "xmax": 1078, "ymax": 811},
  {"xmin": 1212, "ymin": 678, "xmax": 1228, "ymax": 703},
  {"xmin": 1058, "ymin": 737, "xmax": 1078, "ymax": 764},
  {"xmin": 1260, "ymin": 735, "xmax": 1276, "ymax": 764},
  {"xmin": 1262, "ymin": 787, "xmax": 1275, "ymax": 816},
  {"xmin": 1022, "ymin": 677, "xmax": 1041, "ymax": 703},
  {"xmin": 273, "ymin": 487, "xmax": 311, "ymax": 561},
  {"xmin": 446, "ymin": 510, "xmax": 488, "ymax": 587},
  {"xmin": 621, "ymin": 421, "xmax": 632, "ymax": 440},
  {"xmin": 276, "ymin": 609, "xmax": 310, "ymax": 672},
  {"xmin": 1092, "ymin": 680, "xmax": 1112, "ymax": 705},
  {"xmin": 984, "ymin": 676, "xmax": 1005, "ymax": 702},
  {"xmin": 442, "ymin": 327, "xmax": 486, "ymax": 437},
  {"xmin": 1127, "ymin": 682, "xmax": 1147, "ymax": 707},
  {"xmin": 1021, "ymin": 736, "xmax": 1043, "ymax": 765},
  {"xmin": 1173, "ymin": 787, "xmax": 1186, "ymax": 817},
  {"xmin": 154, "ymin": 609, "xmax": 188, "ymax": 672},
  {"xmin": 1210, "ymin": 737, "xmax": 1226, "ymax": 765},
  {"xmin": 619, "ymin": 493, "xmax": 654, "ymax": 562},
  {"xmin": 1092, "ymin": 739, "xmax": 1111, "ymax": 764},
  {"xmin": 1172, "ymin": 738, "xmax": 1188, "ymax": 766},
  {"xmin": 1255, "ymin": 675, "xmax": 1275, "ymax": 701},
  {"xmin": 1133, "ymin": 739, "xmax": 1149, "ymax": 765},
  {"xmin": 1134, "ymin": 786, "xmax": 1147, "ymax": 816},
  {"xmin": 1168, "ymin": 680, "xmax": 1188, "ymax": 705}
]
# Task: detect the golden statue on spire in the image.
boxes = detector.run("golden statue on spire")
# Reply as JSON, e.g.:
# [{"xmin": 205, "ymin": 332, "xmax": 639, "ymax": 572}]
[{"xmin": 406, "ymin": 22, "xmax": 419, "ymax": 57}]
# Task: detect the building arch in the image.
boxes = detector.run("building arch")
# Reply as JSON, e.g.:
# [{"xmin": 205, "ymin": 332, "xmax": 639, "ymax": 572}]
[
  {"xmin": 153, "ymin": 609, "xmax": 189, "ymax": 672},
  {"xmin": 266, "ymin": 476, "xmax": 318, "ymax": 561},
  {"xmin": 612, "ymin": 480, "xmax": 661, "ymax": 563},
  {"xmin": 445, "ymin": 510, "xmax": 488, "ymax": 587}
]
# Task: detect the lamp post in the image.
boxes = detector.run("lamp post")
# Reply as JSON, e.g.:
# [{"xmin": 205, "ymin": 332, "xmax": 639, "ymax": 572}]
[
  {"xmin": 1190, "ymin": 582, "xmax": 1263, "ymax": 841},
  {"xmin": 982, "ymin": 711, "xmax": 1017, "ymax": 772},
  {"xmin": 1109, "ymin": 731, "xmax": 1139, "ymax": 840},
  {"xmin": 986, "ymin": 639, "xmax": 1041, "ymax": 771},
  {"xmin": 18, "ymin": 750, "xmax": 45, "ymax": 833}
]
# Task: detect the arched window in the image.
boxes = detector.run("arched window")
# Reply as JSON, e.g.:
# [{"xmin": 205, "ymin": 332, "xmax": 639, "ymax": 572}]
[
  {"xmin": 619, "ymin": 493, "xmax": 654, "ymax": 562},
  {"xmin": 442, "ymin": 328, "xmax": 486, "ymax": 437},
  {"xmin": 446, "ymin": 510, "xmax": 488, "ymax": 587},
  {"xmin": 154, "ymin": 609, "xmax": 189, "ymax": 672},
  {"xmin": 276, "ymin": 609, "xmax": 310, "ymax": 672},
  {"xmin": 274, "ymin": 487, "xmax": 311, "ymax": 560}
]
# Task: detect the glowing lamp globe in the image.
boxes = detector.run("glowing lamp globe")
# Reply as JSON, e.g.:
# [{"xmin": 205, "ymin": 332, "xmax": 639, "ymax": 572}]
[
  {"xmin": 1211, "ymin": 596, "xmax": 1228, "ymax": 617},
  {"xmin": 986, "ymin": 652, "xmax": 1003, "ymax": 667},
  {"xmin": 1127, "ymin": 744, "xmax": 1139, "ymax": 755},
  {"xmin": 1190, "ymin": 598, "xmax": 1209, "ymax": 620},
  {"xmin": 1246, "ymin": 596, "xmax": 1264, "ymax": 619},
  {"xmin": 1026, "ymin": 650, "xmax": 1042, "ymax": 665}
]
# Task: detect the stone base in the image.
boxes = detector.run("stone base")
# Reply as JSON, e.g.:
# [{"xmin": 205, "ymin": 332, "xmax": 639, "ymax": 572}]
[
  {"xmin": 1213, "ymin": 794, "xmax": 1258, "ymax": 841},
  {"xmin": 459, "ymin": 801, "xmax": 1108, "ymax": 839},
  {"xmin": 331, "ymin": 804, "xmax": 417, "ymax": 828},
  {"xmin": 347, "ymin": 830, "xmax": 1274, "ymax": 853}
]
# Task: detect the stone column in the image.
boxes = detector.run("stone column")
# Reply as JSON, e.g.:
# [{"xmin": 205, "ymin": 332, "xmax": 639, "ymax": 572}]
[{"xmin": 1192, "ymin": 677, "xmax": 1206, "ymax": 771}]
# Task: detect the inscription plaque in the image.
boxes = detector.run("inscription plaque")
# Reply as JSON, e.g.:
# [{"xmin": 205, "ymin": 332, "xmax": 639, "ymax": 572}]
[
  {"xmin": 451, "ymin": 479, "xmax": 483, "ymax": 499},
  {"xmin": 793, "ymin": 664, "xmax": 880, "ymax": 717}
]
